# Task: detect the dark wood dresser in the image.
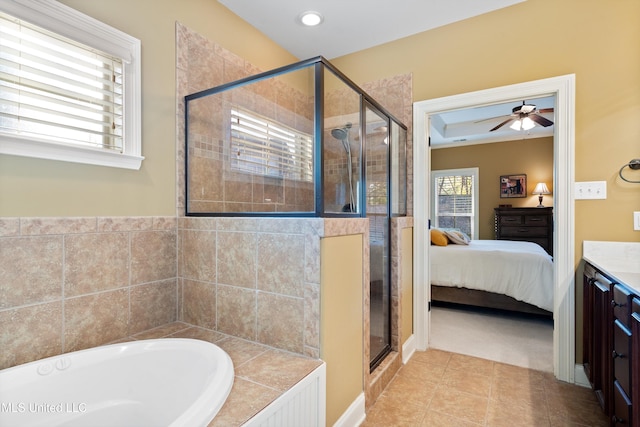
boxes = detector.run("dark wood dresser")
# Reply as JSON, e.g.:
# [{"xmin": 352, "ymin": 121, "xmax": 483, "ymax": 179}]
[{"xmin": 494, "ymin": 207, "xmax": 553, "ymax": 256}]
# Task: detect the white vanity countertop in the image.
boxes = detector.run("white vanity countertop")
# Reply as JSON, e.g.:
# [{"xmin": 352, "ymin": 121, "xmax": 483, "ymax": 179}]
[{"xmin": 583, "ymin": 241, "xmax": 640, "ymax": 292}]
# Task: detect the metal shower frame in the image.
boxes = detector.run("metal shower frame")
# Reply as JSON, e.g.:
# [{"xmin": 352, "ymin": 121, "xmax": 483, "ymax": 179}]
[{"xmin": 184, "ymin": 55, "xmax": 407, "ymax": 219}]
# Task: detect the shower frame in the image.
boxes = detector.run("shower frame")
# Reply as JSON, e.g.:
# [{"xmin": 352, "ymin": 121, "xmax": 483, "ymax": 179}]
[
  {"xmin": 184, "ymin": 56, "xmax": 406, "ymax": 218},
  {"xmin": 184, "ymin": 56, "xmax": 407, "ymax": 371}
]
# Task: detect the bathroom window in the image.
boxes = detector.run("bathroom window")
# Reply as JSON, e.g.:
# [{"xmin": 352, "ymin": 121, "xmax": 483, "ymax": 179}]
[
  {"xmin": 0, "ymin": 0, "xmax": 142, "ymax": 169},
  {"xmin": 432, "ymin": 168, "xmax": 479, "ymax": 238},
  {"xmin": 230, "ymin": 107, "xmax": 313, "ymax": 182}
]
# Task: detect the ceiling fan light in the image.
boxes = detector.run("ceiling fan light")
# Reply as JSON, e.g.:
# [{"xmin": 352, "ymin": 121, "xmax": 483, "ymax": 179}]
[
  {"xmin": 522, "ymin": 117, "xmax": 535, "ymax": 130},
  {"xmin": 509, "ymin": 120, "xmax": 522, "ymax": 131}
]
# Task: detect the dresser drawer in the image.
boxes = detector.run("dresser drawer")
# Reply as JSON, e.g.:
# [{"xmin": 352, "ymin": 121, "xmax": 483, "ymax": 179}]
[
  {"xmin": 524, "ymin": 215, "xmax": 550, "ymax": 226},
  {"xmin": 499, "ymin": 215, "xmax": 524, "ymax": 225},
  {"xmin": 499, "ymin": 226, "xmax": 549, "ymax": 238}
]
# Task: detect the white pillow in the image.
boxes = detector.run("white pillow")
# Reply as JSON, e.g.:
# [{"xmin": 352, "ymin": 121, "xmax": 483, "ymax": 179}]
[{"xmin": 443, "ymin": 229, "xmax": 471, "ymax": 245}]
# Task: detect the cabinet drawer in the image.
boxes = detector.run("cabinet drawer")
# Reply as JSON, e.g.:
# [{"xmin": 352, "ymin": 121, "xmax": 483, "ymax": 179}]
[
  {"xmin": 499, "ymin": 226, "xmax": 548, "ymax": 237},
  {"xmin": 612, "ymin": 380, "xmax": 632, "ymax": 426},
  {"xmin": 499, "ymin": 215, "xmax": 523, "ymax": 225},
  {"xmin": 524, "ymin": 215, "xmax": 549, "ymax": 226},
  {"xmin": 613, "ymin": 285, "xmax": 633, "ymax": 328},
  {"xmin": 613, "ymin": 319, "xmax": 631, "ymax": 397}
]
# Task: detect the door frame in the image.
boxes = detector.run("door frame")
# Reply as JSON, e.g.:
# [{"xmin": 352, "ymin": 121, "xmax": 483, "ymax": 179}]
[{"xmin": 412, "ymin": 74, "xmax": 576, "ymax": 382}]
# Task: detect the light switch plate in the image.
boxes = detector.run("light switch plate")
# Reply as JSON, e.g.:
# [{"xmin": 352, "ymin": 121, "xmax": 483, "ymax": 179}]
[
  {"xmin": 575, "ymin": 181, "xmax": 607, "ymax": 200},
  {"xmin": 634, "ymin": 212, "xmax": 640, "ymax": 231}
]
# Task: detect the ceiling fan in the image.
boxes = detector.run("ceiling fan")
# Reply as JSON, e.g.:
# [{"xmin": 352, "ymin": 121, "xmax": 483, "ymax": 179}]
[{"xmin": 488, "ymin": 101, "xmax": 554, "ymax": 132}]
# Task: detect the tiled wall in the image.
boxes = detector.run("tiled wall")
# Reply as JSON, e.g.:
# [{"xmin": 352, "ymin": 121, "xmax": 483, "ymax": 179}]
[
  {"xmin": 178, "ymin": 217, "xmax": 324, "ymax": 358},
  {"xmin": 0, "ymin": 214, "xmax": 355, "ymax": 369},
  {"xmin": 0, "ymin": 217, "xmax": 177, "ymax": 369}
]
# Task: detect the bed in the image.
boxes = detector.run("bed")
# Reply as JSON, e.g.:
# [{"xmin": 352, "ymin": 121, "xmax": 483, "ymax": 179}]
[{"xmin": 429, "ymin": 238, "xmax": 554, "ymax": 316}]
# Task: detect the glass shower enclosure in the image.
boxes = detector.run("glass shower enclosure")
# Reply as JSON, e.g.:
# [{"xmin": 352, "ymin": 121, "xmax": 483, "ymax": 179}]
[{"xmin": 184, "ymin": 56, "xmax": 407, "ymax": 370}]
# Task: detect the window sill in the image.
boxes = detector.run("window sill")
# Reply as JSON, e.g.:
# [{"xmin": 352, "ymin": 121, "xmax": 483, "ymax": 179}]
[{"xmin": 0, "ymin": 135, "xmax": 144, "ymax": 170}]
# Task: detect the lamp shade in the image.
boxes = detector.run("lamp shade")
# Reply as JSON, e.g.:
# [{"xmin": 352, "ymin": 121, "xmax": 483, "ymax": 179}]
[{"xmin": 532, "ymin": 182, "xmax": 551, "ymax": 195}]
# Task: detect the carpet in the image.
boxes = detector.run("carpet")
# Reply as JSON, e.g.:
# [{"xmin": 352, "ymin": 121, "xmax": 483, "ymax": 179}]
[{"xmin": 429, "ymin": 302, "xmax": 554, "ymax": 372}]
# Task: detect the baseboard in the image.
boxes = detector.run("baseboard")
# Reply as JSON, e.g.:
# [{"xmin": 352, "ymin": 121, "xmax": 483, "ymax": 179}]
[
  {"xmin": 574, "ymin": 363, "xmax": 590, "ymax": 388},
  {"xmin": 402, "ymin": 334, "xmax": 416, "ymax": 364},
  {"xmin": 334, "ymin": 392, "xmax": 365, "ymax": 427}
]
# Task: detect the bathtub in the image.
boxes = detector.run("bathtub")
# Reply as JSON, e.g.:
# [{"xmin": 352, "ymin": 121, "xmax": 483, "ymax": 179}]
[{"xmin": 0, "ymin": 338, "xmax": 234, "ymax": 427}]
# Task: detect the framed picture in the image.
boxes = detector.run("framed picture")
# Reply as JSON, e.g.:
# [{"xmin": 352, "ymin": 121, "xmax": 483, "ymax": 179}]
[{"xmin": 500, "ymin": 174, "xmax": 527, "ymax": 198}]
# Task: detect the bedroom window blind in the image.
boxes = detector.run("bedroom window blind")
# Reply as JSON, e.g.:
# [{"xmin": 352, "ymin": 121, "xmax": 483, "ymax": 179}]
[{"xmin": 432, "ymin": 168, "xmax": 478, "ymax": 238}]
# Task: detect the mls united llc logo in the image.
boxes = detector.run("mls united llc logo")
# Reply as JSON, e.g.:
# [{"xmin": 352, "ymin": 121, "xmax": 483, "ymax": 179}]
[{"xmin": 1, "ymin": 402, "xmax": 87, "ymax": 413}]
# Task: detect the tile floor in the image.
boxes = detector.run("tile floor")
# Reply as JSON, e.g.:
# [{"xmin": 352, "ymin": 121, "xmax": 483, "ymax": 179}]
[{"xmin": 361, "ymin": 349, "xmax": 609, "ymax": 427}]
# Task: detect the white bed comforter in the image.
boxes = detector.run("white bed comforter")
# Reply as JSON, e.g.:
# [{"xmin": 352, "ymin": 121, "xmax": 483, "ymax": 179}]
[{"xmin": 430, "ymin": 240, "xmax": 554, "ymax": 311}]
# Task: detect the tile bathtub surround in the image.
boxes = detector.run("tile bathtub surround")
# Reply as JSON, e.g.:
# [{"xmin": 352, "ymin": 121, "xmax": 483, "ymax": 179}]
[
  {"xmin": 124, "ymin": 322, "xmax": 323, "ymax": 427},
  {"xmin": 0, "ymin": 216, "xmax": 178, "ymax": 369},
  {"xmin": 178, "ymin": 217, "xmax": 326, "ymax": 358}
]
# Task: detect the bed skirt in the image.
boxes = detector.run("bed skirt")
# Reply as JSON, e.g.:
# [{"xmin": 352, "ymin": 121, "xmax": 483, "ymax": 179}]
[{"xmin": 431, "ymin": 285, "xmax": 552, "ymax": 317}]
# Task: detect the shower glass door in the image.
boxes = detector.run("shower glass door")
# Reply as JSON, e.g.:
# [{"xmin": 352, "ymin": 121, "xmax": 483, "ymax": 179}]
[{"xmin": 365, "ymin": 102, "xmax": 391, "ymax": 370}]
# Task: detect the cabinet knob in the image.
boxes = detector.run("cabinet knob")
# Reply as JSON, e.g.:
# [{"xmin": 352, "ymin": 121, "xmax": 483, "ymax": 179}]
[
  {"xmin": 611, "ymin": 300, "xmax": 626, "ymax": 308},
  {"xmin": 612, "ymin": 350, "xmax": 626, "ymax": 359},
  {"xmin": 612, "ymin": 415, "xmax": 624, "ymax": 425}
]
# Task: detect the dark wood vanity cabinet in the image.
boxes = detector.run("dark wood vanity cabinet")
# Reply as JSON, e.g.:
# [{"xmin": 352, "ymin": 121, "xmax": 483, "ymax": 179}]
[
  {"xmin": 494, "ymin": 207, "xmax": 553, "ymax": 256},
  {"xmin": 632, "ymin": 299, "xmax": 640, "ymax": 427},
  {"xmin": 583, "ymin": 263, "xmax": 614, "ymax": 414},
  {"xmin": 584, "ymin": 261, "xmax": 639, "ymax": 426}
]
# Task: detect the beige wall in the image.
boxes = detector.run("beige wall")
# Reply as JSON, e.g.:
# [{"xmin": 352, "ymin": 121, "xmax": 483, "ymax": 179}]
[
  {"xmin": 333, "ymin": 0, "xmax": 640, "ymax": 250},
  {"xmin": 321, "ymin": 234, "xmax": 364, "ymax": 426},
  {"xmin": 400, "ymin": 227, "xmax": 413, "ymax": 344},
  {"xmin": 432, "ymin": 137, "xmax": 554, "ymax": 239},
  {"xmin": 0, "ymin": 0, "xmax": 297, "ymax": 217}
]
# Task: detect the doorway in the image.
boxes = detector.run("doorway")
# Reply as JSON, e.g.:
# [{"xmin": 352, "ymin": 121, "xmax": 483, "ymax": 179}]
[{"xmin": 412, "ymin": 75, "xmax": 577, "ymax": 382}]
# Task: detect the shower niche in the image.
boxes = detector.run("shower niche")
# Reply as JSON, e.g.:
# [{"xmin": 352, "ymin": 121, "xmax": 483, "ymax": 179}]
[{"xmin": 185, "ymin": 56, "xmax": 407, "ymax": 370}]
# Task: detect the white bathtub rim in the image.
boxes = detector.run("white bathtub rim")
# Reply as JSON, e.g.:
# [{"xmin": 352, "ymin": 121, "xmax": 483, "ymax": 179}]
[{"xmin": 0, "ymin": 338, "xmax": 234, "ymax": 427}]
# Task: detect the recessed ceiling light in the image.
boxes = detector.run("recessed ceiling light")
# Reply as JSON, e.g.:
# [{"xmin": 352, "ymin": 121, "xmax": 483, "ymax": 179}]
[{"xmin": 299, "ymin": 11, "xmax": 323, "ymax": 27}]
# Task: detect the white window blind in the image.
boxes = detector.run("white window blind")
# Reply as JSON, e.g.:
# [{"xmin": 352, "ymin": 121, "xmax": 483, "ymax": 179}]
[
  {"xmin": 0, "ymin": 11, "xmax": 123, "ymax": 152},
  {"xmin": 230, "ymin": 108, "xmax": 313, "ymax": 182},
  {"xmin": 432, "ymin": 168, "xmax": 479, "ymax": 238}
]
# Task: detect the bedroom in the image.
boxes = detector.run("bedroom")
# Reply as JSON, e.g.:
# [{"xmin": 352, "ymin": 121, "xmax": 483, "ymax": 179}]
[{"xmin": 428, "ymin": 104, "xmax": 555, "ymax": 371}]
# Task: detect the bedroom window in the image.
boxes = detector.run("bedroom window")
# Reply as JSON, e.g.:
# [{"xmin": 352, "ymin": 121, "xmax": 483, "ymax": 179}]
[
  {"xmin": 0, "ymin": 0, "xmax": 142, "ymax": 169},
  {"xmin": 432, "ymin": 168, "xmax": 479, "ymax": 238}
]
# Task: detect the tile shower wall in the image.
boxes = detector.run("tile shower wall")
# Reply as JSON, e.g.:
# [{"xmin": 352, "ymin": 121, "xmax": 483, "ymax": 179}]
[
  {"xmin": 0, "ymin": 216, "xmax": 177, "ymax": 369},
  {"xmin": 178, "ymin": 217, "xmax": 324, "ymax": 358}
]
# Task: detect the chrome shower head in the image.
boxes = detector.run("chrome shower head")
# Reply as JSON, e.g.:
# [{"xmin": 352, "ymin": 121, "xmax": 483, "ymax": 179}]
[
  {"xmin": 330, "ymin": 122, "xmax": 353, "ymax": 141},
  {"xmin": 331, "ymin": 127, "xmax": 348, "ymax": 141}
]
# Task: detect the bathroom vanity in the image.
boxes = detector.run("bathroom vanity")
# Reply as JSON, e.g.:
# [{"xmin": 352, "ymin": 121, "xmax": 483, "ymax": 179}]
[{"xmin": 582, "ymin": 241, "xmax": 640, "ymax": 426}]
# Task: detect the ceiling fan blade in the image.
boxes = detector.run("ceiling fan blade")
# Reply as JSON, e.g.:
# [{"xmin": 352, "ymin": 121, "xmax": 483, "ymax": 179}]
[
  {"xmin": 474, "ymin": 114, "xmax": 511, "ymax": 124},
  {"xmin": 537, "ymin": 108, "xmax": 554, "ymax": 114},
  {"xmin": 529, "ymin": 114, "xmax": 554, "ymax": 127},
  {"xmin": 490, "ymin": 118, "xmax": 514, "ymax": 132}
]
